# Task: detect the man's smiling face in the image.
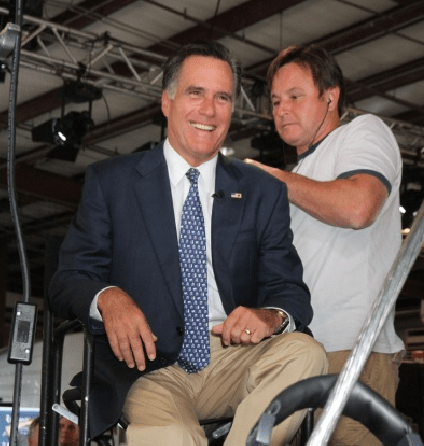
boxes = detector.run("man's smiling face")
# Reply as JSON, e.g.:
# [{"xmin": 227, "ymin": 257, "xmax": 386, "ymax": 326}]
[{"xmin": 161, "ymin": 55, "xmax": 234, "ymax": 167}]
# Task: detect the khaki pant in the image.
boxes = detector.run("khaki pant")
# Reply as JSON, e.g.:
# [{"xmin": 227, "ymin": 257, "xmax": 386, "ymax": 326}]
[
  {"xmin": 316, "ymin": 350, "xmax": 402, "ymax": 446},
  {"xmin": 123, "ymin": 332, "xmax": 327, "ymax": 446}
]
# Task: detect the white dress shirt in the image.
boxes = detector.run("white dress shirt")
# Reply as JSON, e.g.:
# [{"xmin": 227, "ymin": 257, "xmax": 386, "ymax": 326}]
[
  {"xmin": 90, "ymin": 140, "xmax": 226, "ymax": 328},
  {"xmin": 91, "ymin": 140, "xmax": 294, "ymax": 333},
  {"xmin": 163, "ymin": 139, "xmax": 227, "ymax": 328}
]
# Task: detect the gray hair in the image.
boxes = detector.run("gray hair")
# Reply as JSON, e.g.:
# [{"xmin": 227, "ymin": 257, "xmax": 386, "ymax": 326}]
[{"xmin": 162, "ymin": 40, "xmax": 241, "ymax": 100}]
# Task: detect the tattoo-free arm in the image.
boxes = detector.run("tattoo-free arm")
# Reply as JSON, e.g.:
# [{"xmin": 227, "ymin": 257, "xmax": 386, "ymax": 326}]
[{"xmin": 246, "ymin": 161, "xmax": 387, "ymax": 229}]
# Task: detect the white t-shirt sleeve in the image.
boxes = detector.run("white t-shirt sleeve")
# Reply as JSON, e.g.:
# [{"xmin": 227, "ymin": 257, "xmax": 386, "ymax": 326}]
[{"xmin": 334, "ymin": 115, "xmax": 400, "ymax": 195}]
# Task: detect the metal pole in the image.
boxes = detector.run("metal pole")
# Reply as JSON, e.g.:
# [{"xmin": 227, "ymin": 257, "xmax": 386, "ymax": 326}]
[
  {"xmin": 308, "ymin": 200, "xmax": 424, "ymax": 446},
  {"xmin": 39, "ymin": 236, "xmax": 64, "ymax": 446},
  {"xmin": 79, "ymin": 329, "xmax": 94, "ymax": 446},
  {"xmin": 6, "ymin": 0, "xmax": 28, "ymax": 444},
  {"xmin": 39, "ymin": 297, "xmax": 52, "ymax": 446},
  {"xmin": 49, "ymin": 320, "xmax": 81, "ymax": 446}
]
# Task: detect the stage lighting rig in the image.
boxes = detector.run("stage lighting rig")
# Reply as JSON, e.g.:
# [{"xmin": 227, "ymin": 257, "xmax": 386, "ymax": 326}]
[
  {"xmin": 32, "ymin": 111, "xmax": 93, "ymax": 161},
  {"xmin": 31, "ymin": 79, "xmax": 102, "ymax": 161},
  {"xmin": 0, "ymin": 23, "xmax": 20, "ymax": 83},
  {"xmin": 0, "ymin": 23, "xmax": 20, "ymax": 59},
  {"xmin": 61, "ymin": 81, "xmax": 102, "ymax": 103}
]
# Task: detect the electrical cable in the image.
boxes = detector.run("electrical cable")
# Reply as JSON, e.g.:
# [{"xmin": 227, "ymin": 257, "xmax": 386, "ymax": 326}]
[
  {"xmin": 7, "ymin": 0, "xmax": 29, "ymax": 305},
  {"xmin": 307, "ymin": 99, "xmax": 330, "ymax": 150},
  {"xmin": 5, "ymin": 1, "xmax": 32, "ymax": 445}
]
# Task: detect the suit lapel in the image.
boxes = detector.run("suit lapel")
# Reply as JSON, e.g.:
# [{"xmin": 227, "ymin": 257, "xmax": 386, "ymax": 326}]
[
  {"xmin": 212, "ymin": 154, "xmax": 245, "ymax": 311},
  {"xmin": 131, "ymin": 148, "xmax": 246, "ymax": 318},
  {"xmin": 133, "ymin": 144, "xmax": 184, "ymax": 319}
]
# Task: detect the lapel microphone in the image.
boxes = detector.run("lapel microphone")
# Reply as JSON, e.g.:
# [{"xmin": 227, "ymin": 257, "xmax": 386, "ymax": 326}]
[{"xmin": 212, "ymin": 190, "xmax": 225, "ymax": 199}]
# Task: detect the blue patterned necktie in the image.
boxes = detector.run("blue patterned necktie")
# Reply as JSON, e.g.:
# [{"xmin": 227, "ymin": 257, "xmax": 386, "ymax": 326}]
[{"xmin": 177, "ymin": 168, "xmax": 210, "ymax": 373}]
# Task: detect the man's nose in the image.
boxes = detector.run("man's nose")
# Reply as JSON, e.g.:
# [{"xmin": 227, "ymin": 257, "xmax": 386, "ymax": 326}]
[
  {"xmin": 274, "ymin": 101, "xmax": 289, "ymax": 116},
  {"xmin": 199, "ymin": 96, "xmax": 215, "ymax": 116}
]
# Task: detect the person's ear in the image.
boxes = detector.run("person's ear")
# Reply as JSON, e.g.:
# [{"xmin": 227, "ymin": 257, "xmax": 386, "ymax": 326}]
[
  {"xmin": 161, "ymin": 90, "xmax": 171, "ymax": 117},
  {"xmin": 327, "ymin": 87, "xmax": 340, "ymax": 112}
]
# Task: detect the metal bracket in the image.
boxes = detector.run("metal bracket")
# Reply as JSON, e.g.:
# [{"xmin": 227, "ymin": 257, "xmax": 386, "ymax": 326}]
[{"xmin": 0, "ymin": 23, "xmax": 21, "ymax": 59}]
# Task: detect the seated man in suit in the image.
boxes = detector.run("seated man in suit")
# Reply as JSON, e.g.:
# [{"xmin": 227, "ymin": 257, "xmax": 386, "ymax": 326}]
[{"xmin": 49, "ymin": 40, "xmax": 327, "ymax": 446}]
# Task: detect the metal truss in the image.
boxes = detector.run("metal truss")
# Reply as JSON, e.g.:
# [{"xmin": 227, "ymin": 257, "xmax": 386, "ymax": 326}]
[
  {"xmin": 0, "ymin": 8, "xmax": 274, "ymax": 118},
  {"xmin": 1, "ymin": 7, "xmax": 167, "ymax": 100},
  {"xmin": 1, "ymin": 8, "xmax": 424, "ymax": 162}
]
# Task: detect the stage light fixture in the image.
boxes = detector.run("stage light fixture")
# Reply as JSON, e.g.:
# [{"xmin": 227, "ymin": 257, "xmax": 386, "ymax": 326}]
[
  {"xmin": 57, "ymin": 111, "xmax": 93, "ymax": 147},
  {"xmin": 32, "ymin": 111, "xmax": 93, "ymax": 162},
  {"xmin": 61, "ymin": 82, "xmax": 102, "ymax": 103},
  {"xmin": 31, "ymin": 117, "xmax": 62, "ymax": 145}
]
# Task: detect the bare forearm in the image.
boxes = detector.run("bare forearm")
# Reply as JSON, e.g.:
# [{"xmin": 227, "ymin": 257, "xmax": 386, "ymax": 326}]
[
  {"xmin": 251, "ymin": 163, "xmax": 387, "ymax": 229},
  {"xmin": 278, "ymin": 171, "xmax": 356, "ymax": 227}
]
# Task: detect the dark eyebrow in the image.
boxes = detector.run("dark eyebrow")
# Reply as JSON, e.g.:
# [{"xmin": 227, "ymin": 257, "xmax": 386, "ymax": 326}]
[
  {"xmin": 185, "ymin": 85, "xmax": 233, "ymax": 100},
  {"xmin": 217, "ymin": 90, "xmax": 233, "ymax": 99},
  {"xmin": 287, "ymin": 87, "xmax": 305, "ymax": 94},
  {"xmin": 272, "ymin": 87, "xmax": 305, "ymax": 97},
  {"xmin": 185, "ymin": 85, "xmax": 205, "ymax": 92}
]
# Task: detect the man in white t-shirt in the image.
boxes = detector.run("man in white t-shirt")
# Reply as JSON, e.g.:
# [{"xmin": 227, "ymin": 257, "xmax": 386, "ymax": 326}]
[{"xmin": 248, "ymin": 43, "xmax": 404, "ymax": 446}]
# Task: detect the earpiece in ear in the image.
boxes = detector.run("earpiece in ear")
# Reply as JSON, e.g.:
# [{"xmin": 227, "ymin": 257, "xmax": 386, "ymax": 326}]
[{"xmin": 327, "ymin": 99, "xmax": 331, "ymax": 104}]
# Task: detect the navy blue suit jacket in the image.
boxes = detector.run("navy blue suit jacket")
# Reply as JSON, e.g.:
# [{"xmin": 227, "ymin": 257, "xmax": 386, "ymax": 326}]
[{"xmin": 49, "ymin": 142, "xmax": 311, "ymax": 438}]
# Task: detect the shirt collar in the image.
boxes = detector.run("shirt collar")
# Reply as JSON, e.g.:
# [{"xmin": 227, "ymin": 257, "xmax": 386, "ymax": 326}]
[
  {"xmin": 297, "ymin": 125, "xmax": 341, "ymax": 162},
  {"xmin": 163, "ymin": 138, "xmax": 217, "ymax": 193},
  {"xmin": 297, "ymin": 136, "xmax": 326, "ymax": 162}
]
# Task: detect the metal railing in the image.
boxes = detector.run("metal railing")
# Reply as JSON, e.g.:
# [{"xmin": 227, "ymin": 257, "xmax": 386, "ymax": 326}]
[{"xmin": 308, "ymin": 199, "xmax": 424, "ymax": 446}]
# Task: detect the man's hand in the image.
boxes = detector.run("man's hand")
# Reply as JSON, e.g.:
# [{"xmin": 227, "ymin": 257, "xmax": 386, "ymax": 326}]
[
  {"xmin": 245, "ymin": 159, "xmax": 292, "ymax": 185},
  {"xmin": 244, "ymin": 158, "xmax": 283, "ymax": 178},
  {"xmin": 97, "ymin": 287, "xmax": 157, "ymax": 371},
  {"xmin": 211, "ymin": 307, "xmax": 282, "ymax": 345}
]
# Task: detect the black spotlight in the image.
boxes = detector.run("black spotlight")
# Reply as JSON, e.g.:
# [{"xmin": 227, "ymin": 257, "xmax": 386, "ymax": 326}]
[
  {"xmin": 55, "ymin": 111, "xmax": 93, "ymax": 147},
  {"xmin": 32, "ymin": 111, "xmax": 93, "ymax": 162},
  {"xmin": 32, "ymin": 117, "xmax": 63, "ymax": 145}
]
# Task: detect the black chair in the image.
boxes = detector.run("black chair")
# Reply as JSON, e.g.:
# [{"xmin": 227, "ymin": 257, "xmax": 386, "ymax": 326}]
[
  {"xmin": 45, "ymin": 318, "xmax": 320, "ymax": 446},
  {"xmin": 246, "ymin": 374, "xmax": 423, "ymax": 446},
  {"xmin": 42, "ymin": 316, "xmax": 234, "ymax": 446},
  {"xmin": 39, "ymin": 236, "xmax": 310, "ymax": 446}
]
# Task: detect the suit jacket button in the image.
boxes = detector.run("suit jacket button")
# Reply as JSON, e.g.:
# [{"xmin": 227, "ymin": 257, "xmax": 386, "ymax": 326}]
[{"xmin": 176, "ymin": 326, "xmax": 184, "ymax": 336}]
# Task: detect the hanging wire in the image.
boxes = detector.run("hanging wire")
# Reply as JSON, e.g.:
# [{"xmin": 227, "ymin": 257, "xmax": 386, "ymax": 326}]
[
  {"xmin": 7, "ymin": 0, "xmax": 31, "ymax": 442},
  {"xmin": 214, "ymin": 0, "xmax": 221, "ymax": 17},
  {"xmin": 279, "ymin": 11, "xmax": 283, "ymax": 51},
  {"xmin": 7, "ymin": 0, "xmax": 29, "ymax": 306}
]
